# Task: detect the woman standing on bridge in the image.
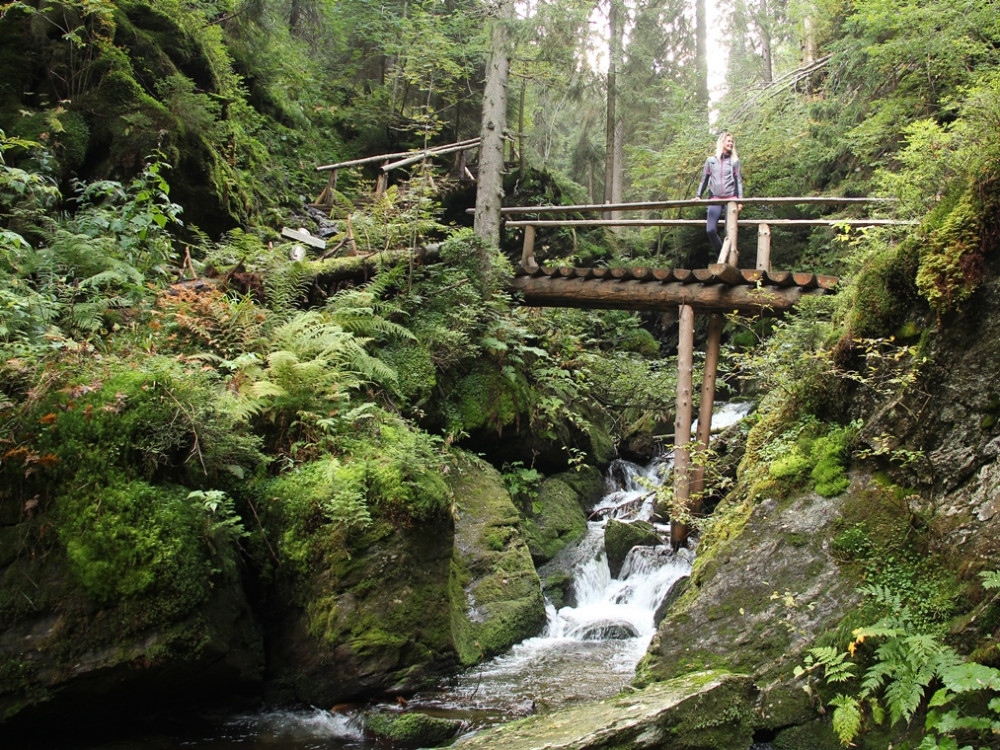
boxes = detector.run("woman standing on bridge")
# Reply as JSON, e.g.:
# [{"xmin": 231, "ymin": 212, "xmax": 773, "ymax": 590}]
[{"xmin": 696, "ymin": 132, "xmax": 744, "ymax": 261}]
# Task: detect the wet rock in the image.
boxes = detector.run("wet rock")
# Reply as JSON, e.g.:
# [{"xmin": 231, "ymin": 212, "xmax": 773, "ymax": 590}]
[
  {"xmin": 640, "ymin": 488, "xmax": 859, "ymax": 710},
  {"xmin": 453, "ymin": 670, "xmax": 756, "ymax": 750},
  {"xmin": 521, "ymin": 468, "xmax": 600, "ymax": 565},
  {"xmin": 577, "ymin": 619, "xmax": 640, "ymax": 640},
  {"xmin": 605, "ymin": 519, "xmax": 663, "ymax": 578},
  {"xmin": 363, "ymin": 709, "xmax": 462, "ymax": 748},
  {"xmin": 448, "ymin": 454, "xmax": 548, "ymax": 664}
]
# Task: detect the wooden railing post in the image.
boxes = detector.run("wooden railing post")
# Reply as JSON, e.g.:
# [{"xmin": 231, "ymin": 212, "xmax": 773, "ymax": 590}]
[
  {"xmin": 672, "ymin": 303, "xmax": 695, "ymax": 549},
  {"xmin": 521, "ymin": 224, "xmax": 537, "ymax": 269},
  {"xmin": 375, "ymin": 161, "xmax": 389, "ymax": 198},
  {"xmin": 725, "ymin": 200, "xmax": 739, "ymax": 265},
  {"xmin": 757, "ymin": 223, "xmax": 771, "ymax": 272}
]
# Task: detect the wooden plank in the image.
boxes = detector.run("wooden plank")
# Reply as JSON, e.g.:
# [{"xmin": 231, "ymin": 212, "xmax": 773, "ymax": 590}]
[
  {"xmin": 792, "ymin": 272, "xmax": 819, "ymax": 289},
  {"xmin": 281, "ymin": 227, "xmax": 326, "ymax": 250},
  {"xmin": 764, "ymin": 270, "xmax": 794, "ymax": 287},
  {"xmin": 692, "ymin": 268, "xmax": 717, "ymax": 283},
  {"xmin": 673, "ymin": 268, "xmax": 694, "ymax": 282},
  {"xmin": 500, "ymin": 218, "xmax": 913, "ymax": 227},
  {"xmin": 816, "ymin": 274, "xmax": 840, "ymax": 290},
  {"xmin": 629, "ymin": 267, "xmax": 655, "ymax": 281},
  {"xmin": 707, "ymin": 263, "xmax": 744, "ymax": 285}
]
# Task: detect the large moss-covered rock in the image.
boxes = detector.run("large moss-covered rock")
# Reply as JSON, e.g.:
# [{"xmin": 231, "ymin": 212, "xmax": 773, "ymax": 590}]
[
  {"xmin": 520, "ymin": 467, "xmax": 603, "ymax": 564},
  {"xmin": 261, "ymin": 455, "xmax": 458, "ymax": 705},
  {"xmin": 453, "ymin": 670, "xmax": 757, "ymax": 750},
  {"xmin": 636, "ymin": 488, "xmax": 859, "ymax": 731},
  {"xmin": 0, "ymin": 481, "xmax": 263, "ymax": 729},
  {"xmin": 448, "ymin": 454, "xmax": 547, "ymax": 664}
]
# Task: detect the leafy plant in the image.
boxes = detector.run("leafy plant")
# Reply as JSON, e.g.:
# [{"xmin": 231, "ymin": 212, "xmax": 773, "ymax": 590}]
[{"xmin": 795, "ymin": 579, "xmax": 1000, "ymax": 747}]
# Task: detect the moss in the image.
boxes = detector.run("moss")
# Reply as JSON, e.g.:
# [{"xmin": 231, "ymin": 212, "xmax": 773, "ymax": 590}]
[
  {"xmin": 773, "ymin": 719, "xmax": 842, "ymax": 750},
  {"xmin": 520, "ymin": 474, "xmax": 589, "ymax": 563},
  {"xmin": 847, "ymin": 239, "xmax": 921, "ymax": 338},
  {"xmin": 447, "ymin": 363, "xmax": 532, "ymax": 435},
  {"xmin": 364, "ymin": 711, "xmax": 460, "ymax": 747},
  {"xmin": 447, "ymin": 453, "xmax": 546, "ymax": 664}
]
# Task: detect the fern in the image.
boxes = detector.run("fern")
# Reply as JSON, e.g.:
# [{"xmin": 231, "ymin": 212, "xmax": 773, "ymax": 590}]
[
  {"xmin": 830, "ymin": 694, "xmax": 864, "ymax": 745},
  {"xmin": 979, "ymin": 570, "xmax": 1000, "ymax": 590}
]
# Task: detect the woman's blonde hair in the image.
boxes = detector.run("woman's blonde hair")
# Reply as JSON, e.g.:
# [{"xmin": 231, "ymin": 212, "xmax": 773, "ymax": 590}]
[{"xmin": 714, "ymin": 132, "xmax": 738, "ymax": 161}]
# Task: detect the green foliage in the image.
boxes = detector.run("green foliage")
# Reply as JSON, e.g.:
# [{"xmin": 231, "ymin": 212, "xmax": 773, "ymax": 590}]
[
  {"xmin": 501, "ymin": 461, "xmax": 544, "ymax": 504},
  {"xmin": 261, "ymin": 416, "xmax": 451, "ymax": 577},
  {"xmin": 916, "ymin": 192, "xmax": 986, "ymax": 316},
  {"xmin": 796, "ymin": 581, "xmax": 1000, "ymax": 748}
]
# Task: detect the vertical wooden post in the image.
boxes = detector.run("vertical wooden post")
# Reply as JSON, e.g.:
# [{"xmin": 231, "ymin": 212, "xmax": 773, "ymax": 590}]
[
  {"xmin": 375, "ymin": 161, "xmax": 389, "ymax": 198},
  {"xmin": 757, "ymin": 223, "xmax": 772, "ymax": 272},
  {"xmin": 521, "ymin": 224, "xmax": 537, "ymax": 269},
  {"xmin": 672, "ymin": 304, "xmax": 696, "ymax": 549},
  {"xmin": 689, "ymin": 313, "xmax": 724, "ymax": 514},
  {"xmin": 725, "ymin": 200, "xmax": 739, "ymax": 265}
]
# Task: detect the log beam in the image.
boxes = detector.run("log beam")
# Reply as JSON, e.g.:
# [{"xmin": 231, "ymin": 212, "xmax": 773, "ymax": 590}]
[{"xmin": 510, "ymin": 275, "xmax": 824, "ymax": 314}]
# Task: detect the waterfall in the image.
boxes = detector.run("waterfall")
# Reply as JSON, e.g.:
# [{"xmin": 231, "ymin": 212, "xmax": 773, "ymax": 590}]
[{"xmin": 427, "ymin": 455, "xmax": 692, "ymax": 718}]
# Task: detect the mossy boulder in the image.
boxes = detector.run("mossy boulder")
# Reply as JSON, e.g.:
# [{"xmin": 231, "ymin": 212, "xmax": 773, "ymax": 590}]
[
  {"xmin": 452, "ymin": 670, "xmax": 757, "ymax": 750},
  {"xmin": 364, "ymin": 709, "xmax": 462, "ymax": 747},
  {"xmin": 448, "ymin": 454, "xmax": 547, "ymax": 664},
  {"xmin": 260, "ymin": 452, "xmax": 458, "ymax": 705},
  {"xmin": 520, "ymin": 467, "xmax": 602, "ymax": 564},
  {"xmin": 604, "ymin": 519, "xmax": 663, "ymax": 578},
  {"xmin": 636, "ymin": 489, "xmax": 859, "ymax": 729},
  {"xmin": 0, "ymin": 479, "xmax": 263, "ymax": 729}
]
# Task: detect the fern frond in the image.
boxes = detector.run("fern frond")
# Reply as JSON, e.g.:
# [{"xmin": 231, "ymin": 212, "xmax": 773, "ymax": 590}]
[
  {"xmin": 980, "ymin": 570, "xmax": 1000, "ymax": 590},
  {"xmin": 830, "ymin": 694, "xmax": 864, "ymax": 745}
]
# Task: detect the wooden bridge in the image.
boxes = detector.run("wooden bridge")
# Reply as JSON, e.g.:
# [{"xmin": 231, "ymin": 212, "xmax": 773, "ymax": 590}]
[
  {"xmin": 308, "ymin": 146, "xmax": 906, "ymax": 549},
  {"xmin": 501, "ymin": 196, "xmax": 908, "ymax": 548}
]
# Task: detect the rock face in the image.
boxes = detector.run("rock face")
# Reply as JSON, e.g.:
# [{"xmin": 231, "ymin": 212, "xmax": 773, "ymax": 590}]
[
  {"xmin": 452, "ymin": 670, "xmax": 757, "ymax": 750},
  {"xmin": 638, "ymin": 489, "xmax": 861, "ymax": 730},
  {"xmin": 264, "ymin": 452, "xmax": 547, "ymax": 704}
]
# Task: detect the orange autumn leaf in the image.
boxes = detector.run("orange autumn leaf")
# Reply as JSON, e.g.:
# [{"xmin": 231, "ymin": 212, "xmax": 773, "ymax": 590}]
[{"xmin": 37, "ymin": 413, "xmax": 58, "ymax": 425}]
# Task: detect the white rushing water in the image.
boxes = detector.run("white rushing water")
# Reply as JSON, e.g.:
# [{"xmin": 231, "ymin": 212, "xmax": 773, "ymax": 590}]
[{"xmin": 429, "ymin": 456, "xmax": 692, "ymax": 718}]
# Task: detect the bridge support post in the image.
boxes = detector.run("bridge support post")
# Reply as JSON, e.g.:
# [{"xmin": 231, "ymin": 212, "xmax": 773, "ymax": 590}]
[
  {"xmin": 757, "ymin": 223, "xmax": 771, "ymax": 271},
  {"xmin": 672, "ymin": 303, "xmax": 695, "ymax": 549},
  {"xmin": 689, "ymin": 313, "xmax": 724, "ymax": 518}
]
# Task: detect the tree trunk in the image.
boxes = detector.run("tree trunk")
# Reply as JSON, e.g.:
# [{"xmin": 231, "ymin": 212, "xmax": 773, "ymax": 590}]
[
  {"xmin": 603, "ymin": 0, "xmax": 624, "ymax": 220},
  {"xmin": 696, "ymin": 0, "xmax": 710, "ymax": 113},
  {"xmin": 474, "ymin": 0, "xmax": 515, "ymax": 251}
]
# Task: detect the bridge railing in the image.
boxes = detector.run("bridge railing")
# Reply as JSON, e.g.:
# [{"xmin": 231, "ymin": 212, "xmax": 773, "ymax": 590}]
[{"xmin": 501, "ymin": 197, "xmax": 906, "ymax": 272}]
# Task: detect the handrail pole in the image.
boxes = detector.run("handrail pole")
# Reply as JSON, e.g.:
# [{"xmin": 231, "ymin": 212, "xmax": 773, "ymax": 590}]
[{"xmin": 725, "ymin": 200, "xmax": 739, "ymax": 265}]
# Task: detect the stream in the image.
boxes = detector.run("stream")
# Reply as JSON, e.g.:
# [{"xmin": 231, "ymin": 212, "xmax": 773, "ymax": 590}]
[{"xmin": 31, "ymin": 404, "xmax": 753, "ymax": 750}]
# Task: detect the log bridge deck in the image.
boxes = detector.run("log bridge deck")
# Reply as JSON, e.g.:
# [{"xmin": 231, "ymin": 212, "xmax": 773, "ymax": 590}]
[{"xmin": 501, "ymin": 196, "xmax": 911, "ymax": 548}]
